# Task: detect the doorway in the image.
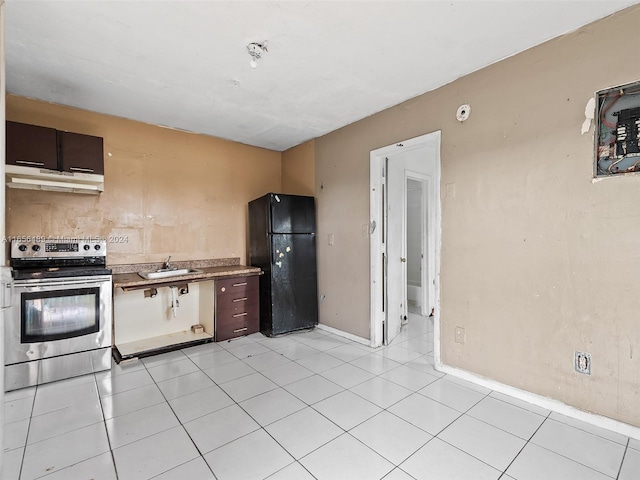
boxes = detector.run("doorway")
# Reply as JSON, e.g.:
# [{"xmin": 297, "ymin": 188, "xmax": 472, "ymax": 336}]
[{"xmin": 369, "ymin": 132, "xmax": 441, "ymax": 358}]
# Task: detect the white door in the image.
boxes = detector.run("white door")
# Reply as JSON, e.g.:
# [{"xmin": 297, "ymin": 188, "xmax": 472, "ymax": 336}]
[{"xmin": 384, "ymin": 156, "xmax": 407, "ymax": 345}]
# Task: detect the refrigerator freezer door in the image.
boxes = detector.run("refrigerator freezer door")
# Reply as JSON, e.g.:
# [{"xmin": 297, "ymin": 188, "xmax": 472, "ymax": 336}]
[
  {"xmin": 268, "ymin": 234, "xmax": 318, "ymax": 335},
  {"xmin": 270, "ymin": 194, "xmax": 316, "ymax": 234}
]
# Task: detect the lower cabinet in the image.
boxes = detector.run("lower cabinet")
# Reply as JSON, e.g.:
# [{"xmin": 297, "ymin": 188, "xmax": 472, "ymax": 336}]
[{"xmin": 215, "ymin": 275, "xmax": 259, "ymax": 341}]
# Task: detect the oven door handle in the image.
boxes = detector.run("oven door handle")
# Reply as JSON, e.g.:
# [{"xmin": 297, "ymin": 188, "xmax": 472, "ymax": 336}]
[
  {"xmin": 2, "ymin": 279, "xmax": 13, "ymax": 310},
  {"xmin": 14, "ymin": 278, "xmax": 110, "ymax": 289}
]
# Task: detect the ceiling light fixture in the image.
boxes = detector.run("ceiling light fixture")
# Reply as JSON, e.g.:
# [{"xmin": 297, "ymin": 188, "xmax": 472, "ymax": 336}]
[{"xmin": 247, "ymin": 41, "xmax": 268, "ymax": 69}]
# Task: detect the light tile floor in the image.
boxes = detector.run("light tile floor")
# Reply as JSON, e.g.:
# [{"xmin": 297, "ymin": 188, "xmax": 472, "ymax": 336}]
[{"xmin": 3, "ymin": 313, "xmax": 639, "ymax": 479}]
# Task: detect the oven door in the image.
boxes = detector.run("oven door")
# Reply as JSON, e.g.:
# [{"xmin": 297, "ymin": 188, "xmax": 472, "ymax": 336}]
[{"xmin": 5, "ymin": 275, "xmax": 112, "ymax": 365}]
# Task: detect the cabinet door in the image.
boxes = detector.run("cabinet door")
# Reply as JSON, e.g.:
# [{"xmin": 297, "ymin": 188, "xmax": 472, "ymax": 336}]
[
  {"xmin": 6, "ymin": 121, "xmax": 58, "ymax": 170},
  {"xmin": 58, "ymin": 131, "xmax": 104, "ymax": 174}
]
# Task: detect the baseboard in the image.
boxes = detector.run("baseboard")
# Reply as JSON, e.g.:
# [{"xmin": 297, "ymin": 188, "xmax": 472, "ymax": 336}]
[
  {"xmin": 437, "ymin": 362, "xmax": 640, "ymax": 441},
  {"xmin": 316, "ymin": 323, "xmax": 370, "ymax": 346}
]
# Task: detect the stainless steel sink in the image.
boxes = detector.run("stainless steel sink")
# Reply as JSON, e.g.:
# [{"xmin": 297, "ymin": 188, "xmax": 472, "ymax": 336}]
[{"xmin": 138, "ymin": 268, "xmax": 203, "ymax": 280}]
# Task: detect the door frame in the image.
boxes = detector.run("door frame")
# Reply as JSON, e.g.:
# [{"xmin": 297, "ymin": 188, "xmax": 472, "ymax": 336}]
[{"xmin": 369, "ymin": 131, "xmax": 441, "ymax": 358}]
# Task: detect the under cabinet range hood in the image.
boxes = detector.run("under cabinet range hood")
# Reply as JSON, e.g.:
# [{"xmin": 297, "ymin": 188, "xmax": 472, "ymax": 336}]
[{"xmin": 5, "ymin": 164, "xmax": 104, "ymax": 194}]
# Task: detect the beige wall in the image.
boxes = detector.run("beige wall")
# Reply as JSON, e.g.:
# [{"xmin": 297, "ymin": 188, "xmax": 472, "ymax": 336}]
[
  {"xmin": 314, "ymin": 6, "xmax": 640, "ymax": 426},
  {"xmin": 281, "ymin": 140, "xmax": 315, "ymax": 196},
  {"xmin": 6, "ymin": 95, "xmax": 281, "ymax": 265}
]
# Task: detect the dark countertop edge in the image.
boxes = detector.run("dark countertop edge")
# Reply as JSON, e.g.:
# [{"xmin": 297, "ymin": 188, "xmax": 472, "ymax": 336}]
[
  {"xmin": 109, "ymin": 257, "xmax": 240, "ymax": 275},
  {"xmin": 114, "ymin": 265, "xmax": 262, "ymax": 290}
]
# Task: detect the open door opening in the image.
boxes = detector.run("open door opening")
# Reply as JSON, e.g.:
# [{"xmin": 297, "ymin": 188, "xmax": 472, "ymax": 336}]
[{"xmin": 369, "ymin": 132, "xmax": 441, "ymax": 354}]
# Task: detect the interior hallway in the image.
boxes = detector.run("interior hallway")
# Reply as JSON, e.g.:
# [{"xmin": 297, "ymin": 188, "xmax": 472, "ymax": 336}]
[{"xmin": 3, "ymin": 318, "xmax": 639, "ymax": 479}]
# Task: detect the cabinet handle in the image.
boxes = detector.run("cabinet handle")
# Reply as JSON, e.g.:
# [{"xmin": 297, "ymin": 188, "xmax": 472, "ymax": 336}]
[
  {"xmin": 69, "ymin": 167, "xmax": 95, "ymax": 173},
  {"xmin": 233, "ymin": 312, "xmax": 248, "ymax": 318},
  {"xmin": 232, "ymin": 282, "xmax": 248, "ymax": 287},
  {"xmin": 233, "ymin": 327, "xmax": 248, "ymax": 333},
  {"xmin": 16, "ymin": 160, "xmax": 45, "ymax": 167},
  {"xmin": 232, "ymin": 297, "xmax": 248, "ymax": 303}
]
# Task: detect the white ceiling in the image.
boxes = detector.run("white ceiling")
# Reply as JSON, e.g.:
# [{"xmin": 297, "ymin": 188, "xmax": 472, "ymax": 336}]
[{"xmin": 5, "ymin": 1, "xmax": 639, "ymax": 151}]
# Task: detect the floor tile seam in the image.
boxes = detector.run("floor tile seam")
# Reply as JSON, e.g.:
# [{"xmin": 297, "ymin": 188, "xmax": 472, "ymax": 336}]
[
  {"xmin": 544, "ymin": 416, "xmax": 630, "ymax": 447},
  {"xmin": 414, "ymin": 384, "xmax": 490, "ymax": 414},
  {"xmin": 146, "ymin": 456, "xmax": 215, "ymax": 480},
  {"xmin": 295, "ymin": 431, "xmax": 393, "ymax": 473},
  {"xmin": 535, "ymin": 415, "xmax": 629, "ymax": 450},
  {"xmin": 438, "ymin": 375, "xmax": 494, "ymax": 397},
  {"xmin": 204, "ymin": 364, "xmax": 261, "ymax": 386},
  {"xmin": 135, "ymin": 358, "xmax": 212, "ymax": 464},
  {"xmin": 346, "ymin": 383, "xmax": 413, "ymax": 411},
  {"xmin": 92, "ymin": 384, "xmax": 122, "ymax": 480},
  {"xmin": 375, "ymin": 395, "xmax": 461, "ymax": 438},
  {"xmin": 483, "ymin": 393, "xmax": 549, "ymax": 419},
  {"xmin": 492, "ymin": 411, "xmax": 550, "ymax": 478},
  {"xmin": 376, "ymin": 370, "xmax": 440, "ymax": 392},
  {"xmin": 283, "ymin": 380, "xmax": 346, "ymax": 407},
  {"xmin": 528, "ymin": 431, "xmax": 620, "ymax": 479},
  {"xmin": 102, "ymin": 394, "xmax": 167, "ymax": 421},
  {"xmin": 238, "ymin": 351, "xmax": 292, "ymax": 372},
  {"xmin": 340, "ymin": 427, "xmax": 428, "ymax": 471},
  {"xmin": 234, "ymin": 385, "xmax": 307, "ymax": 424},
  {"xmin": 27, "ymin": 415, "xmax": 108, "ymax": 447},
  {"xmin": 346, "ymin": 416, "xmax": 435, "ymax": 468},
  {"xmin": 31, "ymin": 391, "xmax": 102, "ymax": 417},
  {"xmin": 263, "ymin": 460, "xmax": 317, "ymax": 480},
  {"xmin": 386, "ymin": 467, "xmax": 419, "ymax": 480},
  {"xmin": 316, "ymin": 370, "xmax": 376, "ymax": 390},
  {"xmin": 12, "ymin": 383, "xmax": 37, "ymax": 480},
  {"xmin": 463, "ymin": 409, "xmax": 545, "ymax": 442},
  {"xmin": 615, "ymin": 439, "xmax": 630, "ymax": 480},
  {"xmin": 28, "ymin": 450, "xmax": 116, "ymax": 480},
  {"xmin": 433, "ymin": 435, "xmax": 512, "ymax": 474}
]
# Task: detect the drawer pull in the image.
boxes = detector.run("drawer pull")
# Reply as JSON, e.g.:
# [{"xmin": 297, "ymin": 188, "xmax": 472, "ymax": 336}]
[
  {"xmin": 233, "ymin": 327, "xmax": 248, "ymax": 333},
  {"xmin": 16, "ymin": 160, "xmax": 45, "ymax": 167},
  {"xmin": 232, "ymin": 282, "xmax": 248, "ymax": 287},
  {"xmin": 233, "ymin": 312, "xmax": 248, "ymax": 318},
  {"xmin": 69, "ymin": 166, "xmax": 95, "ymax": 173},
  {"xmin": 232, "ymin": 297, "xmax": 248, "ymax": 303}
]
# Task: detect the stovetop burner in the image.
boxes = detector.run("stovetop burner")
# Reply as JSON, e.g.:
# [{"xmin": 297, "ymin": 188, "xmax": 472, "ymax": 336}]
[{"xmin": 10, "ymin": 238, "xmax": 110, "ymax": 279}]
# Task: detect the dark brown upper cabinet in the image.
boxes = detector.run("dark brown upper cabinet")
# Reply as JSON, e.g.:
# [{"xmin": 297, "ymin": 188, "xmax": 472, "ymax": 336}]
[
  {"xmin": 58, "ymin": 131, "xmax": 104, "ymax": 175},
  {"xmin": 6, "ymin": 121, "xmax": 104, "ymax": 175},
  {"xmin": 6, "ymin": 121, "xmax": 58, "ymax": 170}
]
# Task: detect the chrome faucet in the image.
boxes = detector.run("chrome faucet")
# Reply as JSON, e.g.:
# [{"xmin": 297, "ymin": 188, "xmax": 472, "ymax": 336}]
[{"xmin": 163, "ymin": 256, "xmax": 174, "ymax": 270}]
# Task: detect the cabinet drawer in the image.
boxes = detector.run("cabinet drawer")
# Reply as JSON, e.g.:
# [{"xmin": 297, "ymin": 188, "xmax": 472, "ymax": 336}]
[
  {"xmin": 216, "ymin": 303, "xmax": 259, "ymax": 329},
  {"xmin": 216, "ymin": 276, "xmax": 258, "ymax": 296},
  {"xmin": 216, "ymin": 291, "xmax": 258, "ymax": 312},
  {"xmin": 216, "ymin": 313, "xmax": 259, "ymax": 341}
]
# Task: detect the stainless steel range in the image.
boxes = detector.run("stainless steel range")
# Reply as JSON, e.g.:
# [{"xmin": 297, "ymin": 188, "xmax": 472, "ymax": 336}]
[{"xmin": 5, "ymin": 238, "xmax": 112, "ymax": 391}]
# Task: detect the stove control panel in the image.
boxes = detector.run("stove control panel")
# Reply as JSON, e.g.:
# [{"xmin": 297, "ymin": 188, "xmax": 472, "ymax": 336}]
[{"xmin": 11, "ymin": 239, "xmax": 107, "ymax": 259}]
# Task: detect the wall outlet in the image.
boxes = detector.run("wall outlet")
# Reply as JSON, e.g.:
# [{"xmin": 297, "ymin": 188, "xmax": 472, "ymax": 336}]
[
  {"xmin": 455, "ymin": 326, "xmax": 466, "ymax": 345},
  {"xmin": 328, "ymin": 234, "xmax": 334, "ymax": 246},
  {"xmin": 575, "ymin": 351, "xmax": 591, "ymax": 375}
]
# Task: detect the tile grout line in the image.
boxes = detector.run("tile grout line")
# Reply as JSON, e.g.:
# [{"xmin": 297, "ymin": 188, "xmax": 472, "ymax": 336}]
[
  {"xmin": 615, "ymin": 438, "xmax": 630, "ymax": 480},
  {"xmin": 496, "ymin": 407, "xmax": 552, "ymax": 478},
  {"xmin": 145, "ymin": 350, "xmax": 219, "ymax": 478},
  {"xmin": 530, "ymin": 416, "xmax": 628, "ymax": 478},
  {"xmin": 92, "ymin": 372, "xmax": 121, "ymax": 480},
  {"xmin": 16, "ymin": 385, "xmax": 37, "ymax": 480}
]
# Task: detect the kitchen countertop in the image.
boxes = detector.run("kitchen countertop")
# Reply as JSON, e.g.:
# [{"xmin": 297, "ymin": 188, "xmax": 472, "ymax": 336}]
[{"xmin": 111, "ymin": 257, "xmax": 262, "ymax": 290}]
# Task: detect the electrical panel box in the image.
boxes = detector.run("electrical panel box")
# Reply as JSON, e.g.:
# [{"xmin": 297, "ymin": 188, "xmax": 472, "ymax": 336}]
[{"xmin": 595, "ymin": 80, "xmax": 640, "ymax": 177}]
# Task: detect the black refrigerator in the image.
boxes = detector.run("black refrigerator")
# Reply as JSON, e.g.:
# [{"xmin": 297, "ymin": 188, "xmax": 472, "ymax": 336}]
[{"xmin": 249, "ymin": 193, "xmax": 318, "ymax": 336}]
